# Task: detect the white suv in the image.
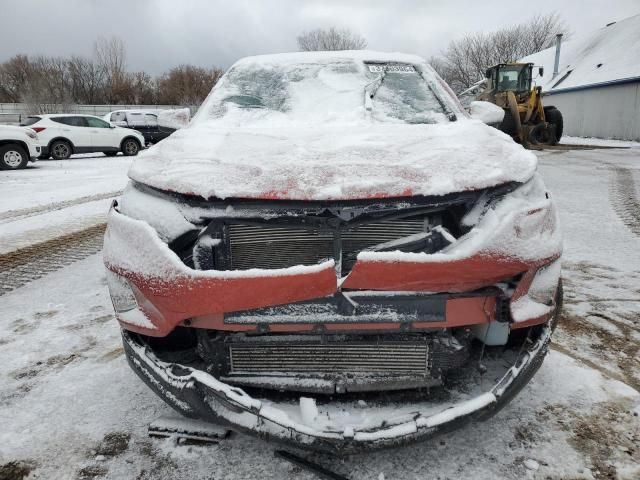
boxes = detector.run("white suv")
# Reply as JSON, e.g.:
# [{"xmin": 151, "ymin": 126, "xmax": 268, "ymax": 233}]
[
  {"xmin": 0, "ymin": 125, "xmax": 41, "ymax": 170},
  {"xmin": 21, "ymin": 114, "xmax": 145, "ymax": 160}
]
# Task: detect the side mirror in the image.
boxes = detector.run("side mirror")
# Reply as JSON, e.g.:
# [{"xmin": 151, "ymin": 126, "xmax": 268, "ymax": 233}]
[
  {"xmin": 538, "ymin": 67, "xmax": 544, "ymax": 76},
  {"xmin": 469, "ymin": 101, "xmax": 505, "ymax": 125},
  {"xmin": 110, "ymin": 124, "xmax": 116, "ymax": 129},
  {"xmin": 485, "ymin": 69, "xmax": 492, "ymax": 79}
]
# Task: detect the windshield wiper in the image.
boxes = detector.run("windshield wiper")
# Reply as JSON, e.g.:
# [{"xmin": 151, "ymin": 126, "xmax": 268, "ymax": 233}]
[{"xmin": 363, "ymin": 68, "xmax": 388, "ymax": 112}]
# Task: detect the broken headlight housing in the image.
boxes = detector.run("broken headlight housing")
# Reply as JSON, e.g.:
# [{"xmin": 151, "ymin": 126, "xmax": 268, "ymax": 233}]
[{"xmin": 105, "ymin": 270, "xmax": 138, "ymax": 313}]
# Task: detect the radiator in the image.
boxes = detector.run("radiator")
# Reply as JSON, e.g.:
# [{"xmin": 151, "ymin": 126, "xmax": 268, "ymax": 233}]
[{"xmin": 228, "ymin": 218, "xmax": 425, "ymax": 271}]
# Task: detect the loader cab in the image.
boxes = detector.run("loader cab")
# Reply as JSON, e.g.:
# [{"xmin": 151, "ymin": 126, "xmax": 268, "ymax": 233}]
[
  {"xmin": 475, "ymin": 62, "xmax": 562, "ymax": 147},
  {"xmin": 485, "ymin": 63, "xmax": 534, "ymax": 94}
]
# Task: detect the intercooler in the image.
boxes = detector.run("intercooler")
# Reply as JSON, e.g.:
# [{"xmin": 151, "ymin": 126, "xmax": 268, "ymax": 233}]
[
  {"xmin": 228, "ymin": 218, "xmax": 426, "ymax": 271},
  {"xmin": 199, "ymin": 334, "xmax": 471, "ymax": 394},
  {"xmin": 228, "ymin": 343, "xmax": 430, "ymax": 375}
]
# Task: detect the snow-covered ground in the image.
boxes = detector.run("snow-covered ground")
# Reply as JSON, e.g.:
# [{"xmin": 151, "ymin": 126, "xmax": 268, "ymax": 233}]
[
  {"xmin": 560, "ymin": 136, "xmax": 640, "ymax": 149},
  {"xmin": 0, "ymin": 154, "xmax": 131, "ymax": 254},
  {"xmin": 0, "ymin": 147, "xmax": 639, "ymax": 479}
]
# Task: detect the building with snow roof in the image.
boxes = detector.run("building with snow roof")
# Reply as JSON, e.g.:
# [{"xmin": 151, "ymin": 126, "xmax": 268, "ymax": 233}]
[{"xmin": 520, "ymin": 14, "xmax": 640, "ymax": 141}]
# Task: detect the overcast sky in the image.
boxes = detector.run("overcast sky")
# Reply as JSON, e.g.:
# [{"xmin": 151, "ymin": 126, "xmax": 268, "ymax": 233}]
[{"xmin": 1, "ymin": 0, "xmax": 638, "ymax": 74}]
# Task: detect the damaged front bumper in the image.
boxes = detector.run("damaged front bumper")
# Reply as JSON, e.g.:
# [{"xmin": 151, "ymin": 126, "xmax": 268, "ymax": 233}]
[
  {"xmin": 103, "ymin": 174, "xmax": 562, "ymax": 337},
  {"xmin": 105, "ymin": 174, "xmax": 563, "ymax": 453},
  {"xmin": 123, "ymin": 321, "xmax": 553, "ymax": 454}
]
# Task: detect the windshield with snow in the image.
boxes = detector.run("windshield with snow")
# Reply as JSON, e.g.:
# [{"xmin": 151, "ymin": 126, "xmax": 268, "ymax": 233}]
[{"xmin": 206, "ymin": 60, "xmax": 451, "ymax": 125}]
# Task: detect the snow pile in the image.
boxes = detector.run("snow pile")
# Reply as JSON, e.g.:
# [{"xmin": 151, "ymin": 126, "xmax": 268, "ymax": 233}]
[
  {"xmin": 469, "ymin": 101, "xmax": 504, "ymax": 124},
  {"xmin": 129, "ymin": 51, "xmax": 536, "ymax": 201}
]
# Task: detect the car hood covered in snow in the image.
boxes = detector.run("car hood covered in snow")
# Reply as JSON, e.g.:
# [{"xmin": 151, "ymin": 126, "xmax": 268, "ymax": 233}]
[
  {"xmin": 128, "ymin": 121, "xmax": 537, "ymax": 201},
  {"xmin": 128, "ymin": 51, "xmax": 537, "ymax": 201}
]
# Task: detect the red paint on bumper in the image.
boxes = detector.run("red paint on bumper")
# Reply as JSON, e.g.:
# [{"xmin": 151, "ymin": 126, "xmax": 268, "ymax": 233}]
[
  {"xmin": 117, "ymin": 266, "xmax": 337, "ymax": 336},
  {"xmin": 113, "ymin": 255, "xmax": 558, "ymax": 337},
  {"xmin": 342, "ymin": 254, "xmax": 535, "ymax": 292},
  {"xmin": 179, "ymin": 295, "xmax": 497, "ymax": 333}
]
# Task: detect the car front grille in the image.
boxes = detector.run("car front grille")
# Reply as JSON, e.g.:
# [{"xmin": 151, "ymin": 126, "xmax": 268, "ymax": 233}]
[{"xmin": 228, "ymin": 218, "xmax": 425, "ymax": 271}]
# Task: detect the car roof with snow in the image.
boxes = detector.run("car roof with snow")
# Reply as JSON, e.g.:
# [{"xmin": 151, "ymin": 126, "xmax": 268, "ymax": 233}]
[{"xmin": 229, "ymin": 50, "xmax": 428, "ymax": 67}]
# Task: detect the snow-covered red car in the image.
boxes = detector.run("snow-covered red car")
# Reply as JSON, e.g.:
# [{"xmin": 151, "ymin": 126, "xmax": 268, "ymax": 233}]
[{"xmin": 104, "ymin": 51, "xmax": 562, "ymax": 454}]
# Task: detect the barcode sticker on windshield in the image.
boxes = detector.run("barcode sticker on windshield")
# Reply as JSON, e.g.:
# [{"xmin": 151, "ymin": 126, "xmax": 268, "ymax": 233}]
[{"xmin": 368, "ymin": 64, "xmax": 415, "ymax": 73}]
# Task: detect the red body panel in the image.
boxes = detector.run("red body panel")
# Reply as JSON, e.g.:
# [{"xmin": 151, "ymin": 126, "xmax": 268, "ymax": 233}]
[
  {"xmin": 342, "ymin": 254, "xmax": 535, "ymax": 292},
  {"xmin": 181, "ymin": 295, "xmax": 497, "ymax": 333},
  {"xmin": 122, "ymin": 266, "xmax": 337, "ymax": 336},
  {"xmin": 114, "ymin": 254, "xmax": 557, "ymax": 337}
]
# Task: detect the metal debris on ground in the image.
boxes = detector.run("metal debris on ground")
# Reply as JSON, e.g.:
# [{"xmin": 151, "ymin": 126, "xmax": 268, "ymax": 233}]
[
  {"xmin": 275, "ymin": 450, "xmax": 350, "ymax": 480},
  {"xmin": 148, "ymin": 414, "xmax": 231, "ymax": 444}
]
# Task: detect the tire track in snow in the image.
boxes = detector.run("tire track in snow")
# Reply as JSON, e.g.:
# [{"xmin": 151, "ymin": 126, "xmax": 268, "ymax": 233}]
[
  {"xmin": 550, "ymin": 343, "xmax": 632, "ymax": 389},
  {"xmin": 608, "ymin": 167, "xmax": 640, "ymax": 237},
  {"xmin": 0, "ymin": 190, "xmax": 121, "ymax": 224},
  {"xmin": 0, "ymin": 224, "xmax": 105, "ymax": 295}
]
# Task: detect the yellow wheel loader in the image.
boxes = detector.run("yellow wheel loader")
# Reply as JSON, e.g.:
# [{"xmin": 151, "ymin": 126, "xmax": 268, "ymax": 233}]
[{"xmin": 476, "ymin": 63, "xmax": 563, "ymax": 147}]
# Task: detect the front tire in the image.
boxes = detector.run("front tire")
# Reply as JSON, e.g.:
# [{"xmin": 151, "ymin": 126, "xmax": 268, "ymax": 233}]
[
  {"xmin": 544, "ymin": 107, "xmax": 564, "ymax": 142},
  {"xmin": 0, "ymin": 144, "xmax": 29, "ymax": 170},
  {"xmin": 121, "ymin": 138, "xmax": 140, "ymax": 156},
  {"xmin": 528, "ymin": 122, "xmax": 558, "ymax": 146},
  {"xmin": 50, "ymin": 140, "xmax": 72, "ymax": 160}
]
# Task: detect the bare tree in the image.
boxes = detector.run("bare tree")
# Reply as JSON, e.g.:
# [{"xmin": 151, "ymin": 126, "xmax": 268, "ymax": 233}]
[
  {"xmin": 0, "ymin": 34, "xmax": 224, "ymax": 108},
  {"xmin": 94, "ymin": 36, "xmax": 128, "ymax": 103},
  {"xmin": 0, "ymin": 55, "xmax": 31, "ymax": 103},
  {"xmin": 22, "ymin": 56, "xmax": 74, "ymax": 113},
  {"xmin": 431, "ymin": 12, "xmax": 570, "ymax": 92},
  {"xmin": 129, "ymin": 71, "xmax": 157, "ymax": 105},
  {"xmin": 297, "ymin": 27, "xmax": 367, "ymax": 51},
  {"xmin": 67, "ymin": 55, "xmax": 106, "ymax": 104},
  {"xmin": 525, "ymin": 13, "xmax": 570, "ymax": 52},
  {"xmin": 157, "ymin": 65, "xmax": 224, "ymax": 105},
  {"xmin": 94, "ymin": 36, "xmax": 126, "ymax": 77}
]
